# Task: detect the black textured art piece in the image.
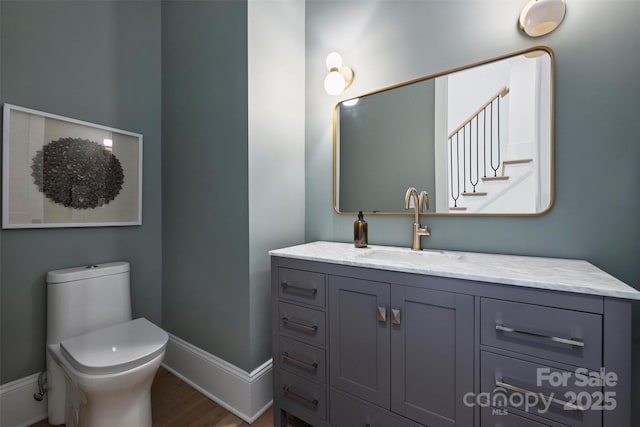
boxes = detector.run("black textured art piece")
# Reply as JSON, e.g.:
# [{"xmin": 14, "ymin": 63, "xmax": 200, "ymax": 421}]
[{"xmin": 31, "ymin": 137, "xmax": 125, "ymax": 209}]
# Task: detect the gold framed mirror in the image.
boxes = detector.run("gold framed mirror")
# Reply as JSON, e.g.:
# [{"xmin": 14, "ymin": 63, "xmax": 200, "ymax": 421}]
[{"xmin": 333, "ymin": 46, "xmax": 555, "ymax": 216}]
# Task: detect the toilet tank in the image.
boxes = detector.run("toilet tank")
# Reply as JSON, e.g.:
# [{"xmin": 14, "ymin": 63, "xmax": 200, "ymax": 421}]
[{"xmin": 47, "ymin": 262, "xmax": 132, "ymax": 345}]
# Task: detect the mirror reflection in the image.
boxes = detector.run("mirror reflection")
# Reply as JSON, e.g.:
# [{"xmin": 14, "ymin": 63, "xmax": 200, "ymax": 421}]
[{"xmin": 334, "ymin": 47, "xmax": 554, "ymax": 216}]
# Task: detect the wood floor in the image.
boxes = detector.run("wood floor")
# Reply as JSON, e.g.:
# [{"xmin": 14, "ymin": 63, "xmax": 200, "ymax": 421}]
[{"xmin": 29, "ymin": 367, "xmax": 300, "ymax": 427}]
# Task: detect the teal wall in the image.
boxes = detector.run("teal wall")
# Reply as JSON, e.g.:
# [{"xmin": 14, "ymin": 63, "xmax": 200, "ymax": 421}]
[
  {"xmin": 306, "ymin": 0, "xmax": 640, "ymax": 290},
  {"xmin": 0, "ymin": 0, "xmax": 279, "ymax": 384},
  {"xmin": 0, "ymin": 0, "xmax": 3, "ymax": 385},
  {"xmin": 338, "ymin": 80, "xmax": 436, "ymax": 213},
  {"xmin": 0, "ymin": 0, "xmax": 162, "ymax": 384},
  {"xmin": 306, "ymin": 0, "xmax": 640, "ymax": 415},
  {"xmin": 247, "ymin": 0, "xmax": 306, "ymax": 370},
  {"xmin": 0, "ymin": 0, "xmax": 637, "ymax": 406},
  {"xmin": 161, "ymin": 0, "xmax": 253, "ymax": 371}
]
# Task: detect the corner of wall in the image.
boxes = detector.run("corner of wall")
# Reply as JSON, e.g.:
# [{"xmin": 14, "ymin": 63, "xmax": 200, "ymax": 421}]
[
  {"xmin": 247, "ymin": 0, "xmax": 306, "ymax": 370},
  {"xmin": 163, "ymin": 334, "xmax": 273, "ymax": 423}
]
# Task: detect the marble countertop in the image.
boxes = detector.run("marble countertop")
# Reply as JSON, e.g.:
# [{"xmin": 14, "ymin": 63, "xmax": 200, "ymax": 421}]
[{"xmin": 269, "ymin": 241, "xmax": 640, "ymax": 300}]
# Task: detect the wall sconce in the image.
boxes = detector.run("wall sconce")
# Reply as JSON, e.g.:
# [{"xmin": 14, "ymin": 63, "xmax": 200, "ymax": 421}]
[
  {"xmin": 324, "ymin": 52, "xmax": 354, "ymax": 95},
  {"xmin": 519, "ymin": 0, "xmax": 566, "ymax": 37}
]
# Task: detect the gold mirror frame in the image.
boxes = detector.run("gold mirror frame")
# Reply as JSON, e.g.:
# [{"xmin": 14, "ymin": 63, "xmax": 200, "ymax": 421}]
[{"xmin": 333, "ymin": 46, "xmax": 555, "ymax": 217}]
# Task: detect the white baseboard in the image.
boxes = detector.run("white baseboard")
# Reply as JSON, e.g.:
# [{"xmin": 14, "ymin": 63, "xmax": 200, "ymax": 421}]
[
  {"xmin": 0, "ymin": 373, "xmax": 47, "ymax": 427},
  {"xmin": 162, "ymin": 333, "xmax": 273, "ymax": 423}
]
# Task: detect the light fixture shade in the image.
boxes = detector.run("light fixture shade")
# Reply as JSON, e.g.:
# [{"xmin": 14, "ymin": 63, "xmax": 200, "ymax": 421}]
[
  {"xmin": 324, "ymin": 52, "xmax": 354, "ymax": 95},
  {"xmin": 324, "ymin": 71, "xmax": 346, "ymax": 96},
  {"xmin": 519, "ymin": 0, "xmax": 566, "ymax": 37},
  {"xmin": 326, "ymin": 52, "xmax": 343, "ymax": 69}
]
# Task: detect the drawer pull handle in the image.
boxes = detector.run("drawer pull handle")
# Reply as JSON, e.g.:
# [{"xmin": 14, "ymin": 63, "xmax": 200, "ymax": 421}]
[
  {"xmin": 282, "ymin": 317, "xmax": 318, "ymax": 333},
  {"xmin": 281, "ymin": 282, "xmax": 318, "ymax": 295},
  {"xmin": 495, "ymin": 324, "xmax": 584, "ymax": 348},
  {"xmin": 496, "ymin": 379, "xmax": 586, "ymax": 411},
  {"xmin": 282, "ymin": 352, "xmax": 318, "ymax": 371},
  {"xmin": 282, "ymin": 385, "xmax": 319, "ymax": 409}
]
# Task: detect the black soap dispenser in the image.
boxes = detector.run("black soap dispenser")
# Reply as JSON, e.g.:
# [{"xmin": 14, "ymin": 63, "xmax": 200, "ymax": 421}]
[{"xmin": 354, "ymin": 211, "xmax": 368, "ymax": 248}]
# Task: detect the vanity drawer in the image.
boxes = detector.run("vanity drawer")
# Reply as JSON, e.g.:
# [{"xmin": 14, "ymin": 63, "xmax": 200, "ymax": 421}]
[
  {"xmin": 481, "ymin": 406, "xmax": 562, "ymax": 426},
  {"xmin": 278, "ymin": 267, "xmax": 326, "ymax": 308},
  {"xmin": 330, "ymin": 389, "xmax": 416, "ymax": 427},
  {"xmin": 481, "ymin": 298, "xmax": 602, "ymax": 369},
  {"xmin": 279, "ymin": 370, "xmax": 327, "ymax": 421},
  {"xmin": 278, "ymin": 302, "xmax": 326, "ymax": 346},
  {"xmin": 278, "ymin": 336, "xmax": 326, "ymax": 383},
  {"xmin": 481, "ymin": 351, "xmax": 601, "ymax": 427}
]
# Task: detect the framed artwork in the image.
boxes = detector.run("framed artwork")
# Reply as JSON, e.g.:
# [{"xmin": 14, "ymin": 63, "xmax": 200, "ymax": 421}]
[{"xmin": 2, "ymin": 104, "xmax": 142, "ymax": 228}]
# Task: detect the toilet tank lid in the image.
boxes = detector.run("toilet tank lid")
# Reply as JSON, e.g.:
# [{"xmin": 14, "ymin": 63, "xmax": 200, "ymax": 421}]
[{"xmin": 47, "ymin": 262, "xmax": 130, "ymax": 283}]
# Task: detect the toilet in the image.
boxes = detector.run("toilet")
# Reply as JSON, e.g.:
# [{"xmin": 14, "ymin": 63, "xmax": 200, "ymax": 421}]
[{"xmin": 46, "ymin": 262, "xmax": 168, "ymax": 427}]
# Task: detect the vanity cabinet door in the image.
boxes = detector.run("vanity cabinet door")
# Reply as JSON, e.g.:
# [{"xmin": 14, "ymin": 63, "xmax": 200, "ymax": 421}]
[
  {"xmin": 391, "ymin": 287, "xmax": 474, "ymax": 427},
  {"xmin": 329, "ymin": 275, "xmax": 391, "ymax": 409},
  {"xmin": 330, "ymin": 389, "xmax": 418, "ymax": 427}
]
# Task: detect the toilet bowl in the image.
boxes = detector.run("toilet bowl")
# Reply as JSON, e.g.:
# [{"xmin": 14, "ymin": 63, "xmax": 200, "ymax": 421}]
[
  {"xmin": 46, "ymin": 262, "xmax": 168, "ymax": 427},
  {"xmin": 47, "ymin": 318, "xmax": 167, "ymax": 427}
]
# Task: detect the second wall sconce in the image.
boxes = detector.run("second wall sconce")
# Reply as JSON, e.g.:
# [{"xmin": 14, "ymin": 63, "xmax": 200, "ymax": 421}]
[
  {"xmin": 519, "ymin": 0, "xmax": 566, "ymax": 37},
  {"xmin": 324, "ymin": 52, "xmax": 354, "ymax": 95}
]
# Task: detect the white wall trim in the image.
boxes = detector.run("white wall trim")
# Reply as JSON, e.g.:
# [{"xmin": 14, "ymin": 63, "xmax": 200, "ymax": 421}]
[
  {"xmin": 0, "ymin": 373, "xmax": 48, "ymax": 427},
  {"xmin": 162, "ymin": 333, "xmax": 273, "ymax": 423}
]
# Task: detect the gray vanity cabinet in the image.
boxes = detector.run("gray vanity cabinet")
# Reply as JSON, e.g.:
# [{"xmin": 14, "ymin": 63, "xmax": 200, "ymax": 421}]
[
  {"xmin": 328, "ymin": 275, "xmax": 473, "ymax": 425},
  {"xmin": 271, "ymin": 253, "xmax": 633, "ymax": 427}
]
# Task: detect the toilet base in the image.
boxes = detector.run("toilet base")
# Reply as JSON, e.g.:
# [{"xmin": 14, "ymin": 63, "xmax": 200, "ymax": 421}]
[
  {"xmin": 75, "ymin": 383, "xmax": 153, "ymax": 427},
  {"xmin": 47, "ymin": 345, "xmax": 164, "ymax": 427}
]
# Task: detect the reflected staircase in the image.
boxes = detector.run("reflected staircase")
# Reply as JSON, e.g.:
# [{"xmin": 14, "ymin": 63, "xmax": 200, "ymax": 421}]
[
  {"xmin": 449, "ymin": 159, "xmax": 533, "ymax": 212},
  {"xmin": 448, "ymin": 85, "xmax": 534, "ymax": 212}
]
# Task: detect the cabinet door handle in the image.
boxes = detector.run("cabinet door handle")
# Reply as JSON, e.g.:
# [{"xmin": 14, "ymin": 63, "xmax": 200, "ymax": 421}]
[
  {"xmin": 391, "ymin": 308, "xmax": 401, "ymax": 325},
  {"xmin": 282, "ymin": 385, "xmax": 319, "ymax": 409},
  {"xmin": 282, "ymin": 317, "xmax": 318, "ymax": 334},
  {"xmin": 495, "ymin": 324, "xmax": 584, "ymax": 347},
  {"xmin": 281, "ymin": 281, "xmax": 318, "ymax": 295},
  {"xmin": 281, "ymin": 352, "xmax": 318, "ymax": 371},
  {"xmin": 377, "ymin": 306, "xmax": 387, "ymax": 323},
  {"xmin": 496, "ymin": 378, "xmax": 586, "ymax": 411}
]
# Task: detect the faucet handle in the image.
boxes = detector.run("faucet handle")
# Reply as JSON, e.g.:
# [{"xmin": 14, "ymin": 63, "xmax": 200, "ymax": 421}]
[
  {"xmin": 403, "ymin": 187, "xmax": 418, "ymax": 210},
  {"xmin": 418, "ymin": 191, "xmax": 430, "ymax": 212}
]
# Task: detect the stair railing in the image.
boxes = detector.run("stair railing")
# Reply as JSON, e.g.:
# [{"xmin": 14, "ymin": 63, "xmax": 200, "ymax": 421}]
[{"xmin": 448, "ymin": 86, "xmax": 509, "ymax": 207}]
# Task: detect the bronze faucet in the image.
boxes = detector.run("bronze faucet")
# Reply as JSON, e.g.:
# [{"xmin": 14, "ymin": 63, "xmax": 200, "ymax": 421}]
[{"xmin": 403, "ymin": 187, "xmax": 431, "ymax": 251}]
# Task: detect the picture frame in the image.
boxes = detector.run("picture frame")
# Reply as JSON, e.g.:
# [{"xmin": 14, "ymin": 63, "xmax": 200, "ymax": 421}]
[{"xmin": 2, "ymin": 104, "xmax": 142, "ymax": 228}]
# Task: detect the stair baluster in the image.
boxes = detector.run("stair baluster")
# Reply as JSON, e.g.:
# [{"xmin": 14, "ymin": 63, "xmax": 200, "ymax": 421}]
[{"xmin": 448, "ymin": 86, "xmax": 509, "ymax": 210}]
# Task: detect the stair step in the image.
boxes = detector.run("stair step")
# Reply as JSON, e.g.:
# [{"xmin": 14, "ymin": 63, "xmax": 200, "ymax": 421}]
[
  {"xmin": 499, "ymin": 158, "xmax": 533, "ymax": 177},
  {"xmin": 482, "ymin": 176, "xmax": 509, "ymax": 182},
  {"xmin": 449, "ymin": 207, "xmax": 467, "ymax": 211},
  {"xmin": 462, "ymin": 192, "xmax": 487, "ymax": 196},
  {"xmin": 503, "ymin": 158, "xmax": 533, "ymax": 165}
]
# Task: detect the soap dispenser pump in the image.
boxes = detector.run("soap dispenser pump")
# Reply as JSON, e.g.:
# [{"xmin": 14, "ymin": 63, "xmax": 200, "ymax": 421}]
[{"xmin": 354, "ymin": 211, "xmax": 368, "ymax": 248}]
